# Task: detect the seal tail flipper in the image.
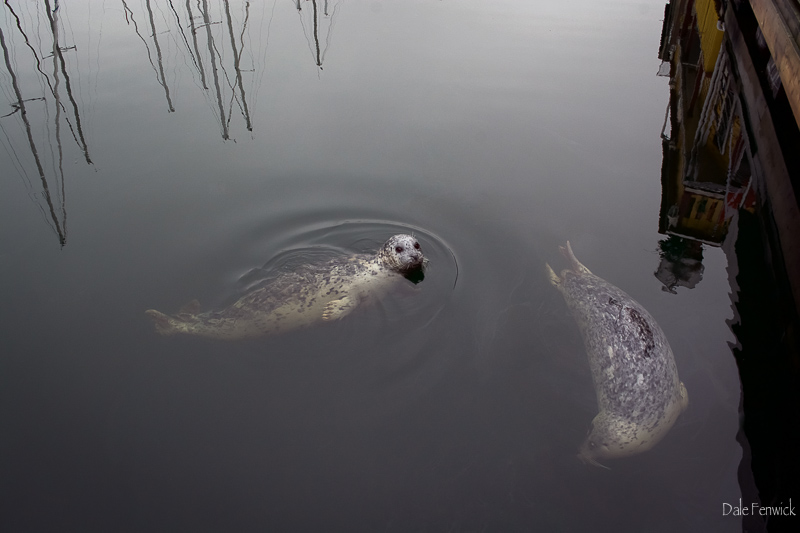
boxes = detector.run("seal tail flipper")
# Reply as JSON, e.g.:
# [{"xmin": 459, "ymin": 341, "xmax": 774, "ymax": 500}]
[
  {"xmin": 545, "ymin": 263, "xmax": 562, "ymax": 289},
  {"xmin": 145, "ymin": 309, "xmax": 183, "ymax": 336},
  {"xmin": 559, "ymin": 241, "xmax": 593, "ymax": 276},
  {"xmin": 577, "ymin": 453, "xmax": 611, "ymax": 470}
]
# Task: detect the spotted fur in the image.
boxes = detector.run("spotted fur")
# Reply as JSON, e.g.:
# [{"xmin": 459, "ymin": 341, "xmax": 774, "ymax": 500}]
[
  {"xmin": 546, "ymin": 242, "xmax": 688, "ymax": 467},
  {"xmin": 146, "ymin": 234, "xmax": 424, "ymax": 339}
]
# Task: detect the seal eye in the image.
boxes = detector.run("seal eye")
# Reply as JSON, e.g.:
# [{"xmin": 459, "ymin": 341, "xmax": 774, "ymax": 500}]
[
  {"xmin": 395, "ymin": 246, "xmax": 403, "ymax": 253},
  {"xmin": 413, "ymin": 242, "xmax": 420, "ymax": 249},
  {"xmin": 589, "ymin": 441, "xmax": 597, "ymax": 449}
]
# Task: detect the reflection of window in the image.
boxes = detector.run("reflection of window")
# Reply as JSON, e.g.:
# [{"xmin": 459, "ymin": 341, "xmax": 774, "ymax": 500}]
[
  {"xmin": 714, "ymin": 88, "xmax": 734, "ymax": 153},
  {"xmin": 696, "ymin": 198, "xmax": 707, "ymax": 218},
  {"xmin": 706, "ymin": 48, "xmax": 733, "ymax": 154},
  {"xmin": 681, "ymin": 194, "xmax": 695, "ymax": 217},
  {"xmin": 731, "ymin": 149, "xmax": 751, "ymax": 187},
  {"xmin": 706, "ymin": 201, "xmax": 717, "ymax": 221}
]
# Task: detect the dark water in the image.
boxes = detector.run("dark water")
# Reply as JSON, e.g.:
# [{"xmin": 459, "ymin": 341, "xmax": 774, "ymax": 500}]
[{"xmin": 1, "ymin": 1, "xmax": 749, "ymax": 531}]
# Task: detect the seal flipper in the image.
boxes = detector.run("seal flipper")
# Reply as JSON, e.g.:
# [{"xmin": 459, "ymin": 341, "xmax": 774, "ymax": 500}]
[
  {"xmin": 545, "ymin": 263, "xmax": 562, "ymax": 289},
  {"xmin": 145, "ymin": 309, "xmax": 182, "ymax": 335},
  {"xmin": 322, "ymin": 296, "xmax": 356, "ymax": 321},
  {"xmin": 560, "ymin": 241, "xmax": 593, "ymax": 276},
  {"xmin": 577, "ymin": 453, "xmax": 611, "ymax": 470}
]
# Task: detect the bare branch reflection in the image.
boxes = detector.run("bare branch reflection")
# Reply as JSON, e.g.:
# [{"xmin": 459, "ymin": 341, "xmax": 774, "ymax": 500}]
[{"xmin": 1, "ymin": 0, "xmax": 94, "ymax": 247}]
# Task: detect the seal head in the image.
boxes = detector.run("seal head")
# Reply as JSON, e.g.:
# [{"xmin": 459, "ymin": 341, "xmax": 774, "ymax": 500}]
[
  {"xmin": 378, "ymin": 234, "xmax": 425, "ymax": 274},
  {"xmin": 578, "ymin": 381, "xmax": 689, "ymax": 467}
]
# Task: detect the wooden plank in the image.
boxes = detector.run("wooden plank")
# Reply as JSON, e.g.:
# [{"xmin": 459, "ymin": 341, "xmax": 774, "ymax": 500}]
[{"xmin": 749, "ymin": 0, "xmax": 800, "ymax": 126}]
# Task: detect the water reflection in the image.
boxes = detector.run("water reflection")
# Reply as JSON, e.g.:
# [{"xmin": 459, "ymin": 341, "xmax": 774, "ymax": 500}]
[
  {"xmin": 120, "ymin": 0, "xmax": 263, "ymax": 139},
  {"xmin": 660, "ymin": 1, "xmax": 800, "ymax": 530},
  {"xmin": 657, "ymin": 0, "xmax": 799, "ymax": 296},
  {"xmin": 0, "ymin": 0, "xmax": 93, "ymax": 247},
  {"xmin": 121, "ymin": 1, "xmax": 175, "ymax": 112},
  {"xmin": 294, "ymin": 0, "xmax": 342, "ymax": 70},
  {"xmin": 655, "ymin": 236, "xmax": 704, "ymax": 293},
  {"xmin": 656, "ymin": 0, "xmax": 756, "ymax": 291}
]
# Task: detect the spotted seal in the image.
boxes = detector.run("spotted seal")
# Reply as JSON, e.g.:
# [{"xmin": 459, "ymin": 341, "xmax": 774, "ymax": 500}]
[
  {"xmin": 146, "ymin": 234, "xmax": 425, "ymax": 339},
  {"xmin": 546, "ymin": 242, "xmax": 688, "ymax": 467}
]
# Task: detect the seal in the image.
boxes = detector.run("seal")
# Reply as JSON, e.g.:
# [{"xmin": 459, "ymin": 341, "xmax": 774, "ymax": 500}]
[
  {"xmin": 546, "ymin": 242, "xmax": 688, "ymax": 467},
  {"xmin": 146, "ymin": 234, "xmax": 425, "ymax": 339}
]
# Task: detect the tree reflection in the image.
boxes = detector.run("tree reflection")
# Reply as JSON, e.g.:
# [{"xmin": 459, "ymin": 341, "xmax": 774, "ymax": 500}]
[
  {"xmin": 0, "ymin": 0, "xmax": 94, "ymax": 247},
  {"xmin": 120, "ymin": 0, "xmax": 266, "ymax": 140}
]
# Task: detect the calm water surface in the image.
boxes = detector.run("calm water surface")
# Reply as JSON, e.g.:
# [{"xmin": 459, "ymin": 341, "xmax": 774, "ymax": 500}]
[{"xmin": 2, "ymin": 1, "xmax": 743, "ymax": 531}]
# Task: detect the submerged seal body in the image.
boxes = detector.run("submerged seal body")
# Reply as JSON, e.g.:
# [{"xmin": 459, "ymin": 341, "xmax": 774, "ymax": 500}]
[
  {"xmin": 546, "ymin": 242, "xmax": 688, "ymax": 467},
  {"xmin": 146, "ymin": 234, "xmax": 425, "ymax": 340}
]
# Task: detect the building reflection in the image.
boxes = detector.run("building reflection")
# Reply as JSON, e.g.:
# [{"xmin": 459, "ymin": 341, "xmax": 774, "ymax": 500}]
[
  {"xmin": 657, "ymin": 0, "xmax": 757, "ymax": 292},
  {"xmin": 659, "ymin": 1, "xmax": 800, "ymax": 529},
  {"xmin": 655, "ymin": 235, "xmax": 705, "ymax": 293},
  {"xmin": 0, "ymin": 0, "xmax": 93, "ymax": 247}
]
